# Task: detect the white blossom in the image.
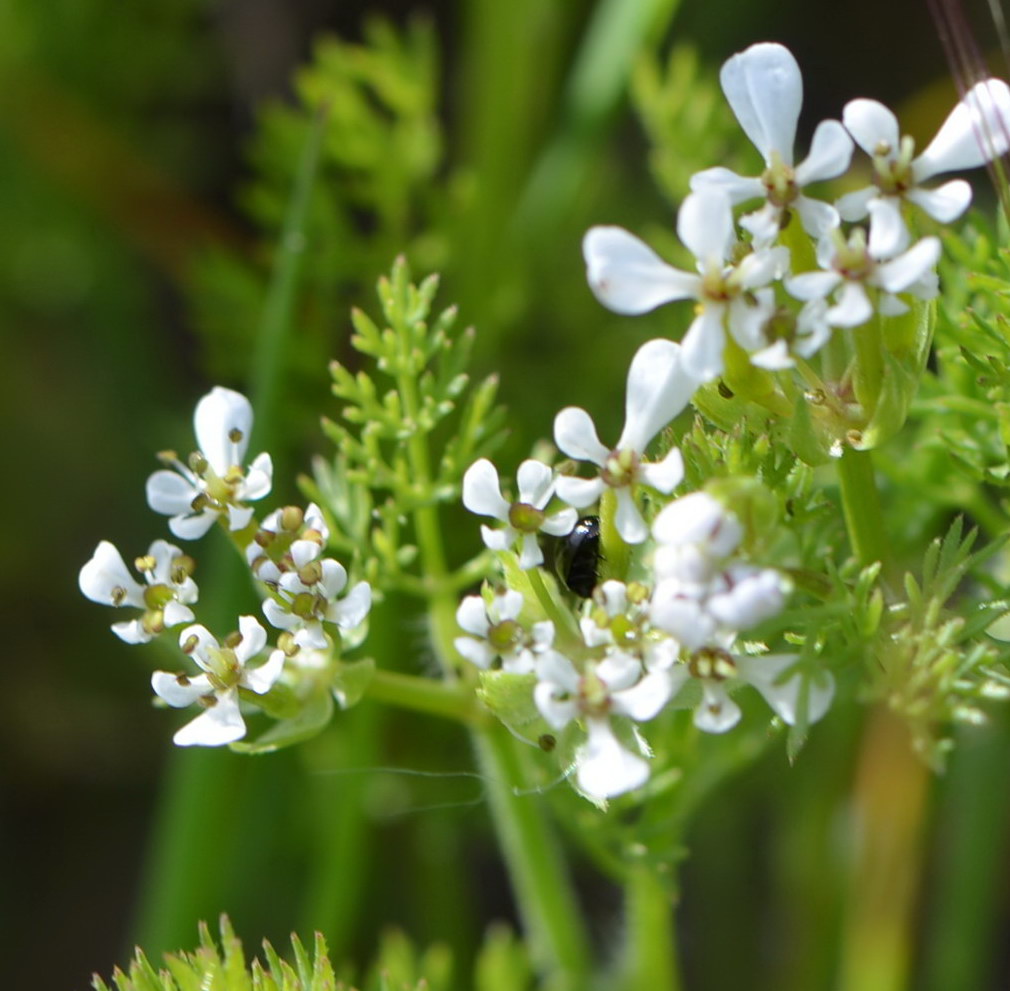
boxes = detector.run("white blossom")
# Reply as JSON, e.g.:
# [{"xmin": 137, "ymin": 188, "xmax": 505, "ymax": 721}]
[
  {"xmin": 533, "ymin": 649, "xmax": 671, "ymax": 801},
  {"xmin": 669, "ymin": 646, "xmax": 834, "ymax": 734},
  {"xmin": 79, "ymin": 539, "xmax": 197, "ymax": 644},
  {"xmin": 262, "ymin": 557, "xmax": 372, "ymax": 650},
  {"xmin": 838, "ymin": 79, "xmax": 1010, "ymax": 256},
  {"xmin": 454, "ymin": 589, "xmax": 552, "ymax": 674},
  {"xmin": 146, "ymin": 387, "xmax": 273, "ymax": 540},
  {"xmin": 583, "ymin": 192, "xmax": 787, "ymax": 380},
  {"xmin": 462, "ymin": 459, "xmax": 577, "ymax": 569},
  {"xmin": 151, "ymin": 615, "xmax": 284, "ymax": 746},
  {"xmin": 692, "ymin": 42, "xmax": 853, "ymax": 245},
  {"xmin": 554, "ymin": 339, "xmax": 694, "ymax": 543},
  {"xmin": 786, "ymin": 228, "xmax": 941, "ymax": 328}
]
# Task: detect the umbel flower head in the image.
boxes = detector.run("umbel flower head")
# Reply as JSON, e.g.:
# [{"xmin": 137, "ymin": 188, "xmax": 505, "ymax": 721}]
[
  {"xmin": 454, "ymin": 588, "xmax": 554, "ymax": 674},
  {"xmin": 691, "ymin": 41, "xmax": 854, "ymax": 245},
  {"xmin": 247, "ymin": 502, "xmax": 372, "ymax": 649},
  {"xmin": 151, "ymin": 615, "xmax": 284, "ymax": 746},
  {"xmin": 554, "ymin": 338, "xmax": 696, "ymax": 543},
  {"xmin": 78, "ymin": 539, "xmax": 197, "ymax": 643},
  {"xmin": 146, "ymin": 387, "xmax": 273, "ymax": 539}
]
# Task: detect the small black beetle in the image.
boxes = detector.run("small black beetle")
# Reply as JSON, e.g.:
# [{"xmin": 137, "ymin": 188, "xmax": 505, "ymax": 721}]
[{"xmin": 556, "ymin": 515, "xmax": 602, "ymax": 598}]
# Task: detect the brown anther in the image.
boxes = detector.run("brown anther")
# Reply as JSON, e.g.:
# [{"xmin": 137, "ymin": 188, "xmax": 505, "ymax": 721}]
[
  {"xmin": 223, "ymin": 630, "xmax": 243, "ymax": 650},
  {"xmin": 134, "ymin": 555, "xmax": 157, "ymax": 574},
  {"xmin": 228, "ymin": 427, "xmax": 244, "ymax": 444},
  {"xmin": 111, "ymin": 585, "xmax": 128, "ymax": 607},
  {"xmin": 181, "ymin": 634, "xmax": 199, "ymax": 654}
]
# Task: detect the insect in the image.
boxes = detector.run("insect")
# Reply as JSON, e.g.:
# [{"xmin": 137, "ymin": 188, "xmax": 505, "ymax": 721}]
[{"xmin": 554, "ymin": 515, "xmax": 602, "ymax": 598}]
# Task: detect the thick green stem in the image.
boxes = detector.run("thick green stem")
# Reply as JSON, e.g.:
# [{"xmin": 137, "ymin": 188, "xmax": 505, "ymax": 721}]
[
  {"xmin": 367, "ymin": 668, "xmax": 482, "ymax": 723},
  {"xmin": 623, "ymin": 864, "xmax": 681, "ymax": 991},
  {"xmin": 472, "ymin": 727, "xmax": 592, "ymax": 989},
  {"xmin": 836, "ymin": 446, "xmax": 894, "ymax": 584}
]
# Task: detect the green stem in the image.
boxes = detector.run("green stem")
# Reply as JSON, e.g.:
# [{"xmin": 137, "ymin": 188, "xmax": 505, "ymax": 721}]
[
  {"xmin": 367, "ymin": 668, "xmax": 483, "ymax": 723},
  {"xmin": 836, "ymin": 446, "xmax": 894, "ymax": 584},
  {"xmin": 472, "ymin": 726, "xmax": 593, "ymax": 989},
  {"xmin": 622, "ymin": 864, "xmax": 681, "ymax": 991},
  {"xmin": 852, "ymin": 316, "xmax": 885, "ymax": 421}
]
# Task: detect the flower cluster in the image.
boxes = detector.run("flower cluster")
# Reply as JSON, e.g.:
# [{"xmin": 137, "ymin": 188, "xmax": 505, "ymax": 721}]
[
  {"xmin": 80, "ymin": 387, "xmax": 373, "ymax": 747},
  {"xmin": 455, "ymin": 41, "xmax": 1009, "ymax": 802},
  {"xmin": 585, "ymin": 42, "xmax": 1010, "ymax": 377}
]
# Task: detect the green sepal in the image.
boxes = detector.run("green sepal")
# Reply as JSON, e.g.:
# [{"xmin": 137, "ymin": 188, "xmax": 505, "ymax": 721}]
[
  {"xmin": 787, "ymin": 388, "xmax": 835, "ymax": 466},
  {"xmin": 333, "ymin": 656, "xmax": 377, "ymax": 708},
  {"xmin": 477, "ymin": 671, "xmax": 550, "ymax": 746},
  {"xmin": 855, "ymin": 298, "xmax": 934, "ymax": 449},
  {"xmin": 230, "ymin": 682, "xmax": 335, "ymax": 754}
]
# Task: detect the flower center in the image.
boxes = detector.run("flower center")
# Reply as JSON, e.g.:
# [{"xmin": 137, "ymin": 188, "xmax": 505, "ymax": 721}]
[
  {"xmin": 602, "ymin": 447, "xmax": 639, "ymax": 488},
  {"xmin": 579, "ymin": 668, "xmax": 612, "ymax": 717},
  {"xmin": 508, "ymin": 501, "xmax": 546, "ymax": 532},
  {"xmin": 831, "ymin": 229, "xmax": 874, "ymax": 281},
  {"xmin": 689, "ymin": 646, "xmax": 738, "ymax": 681},
  {"xmin": 488, "ymin": 619, "xmax": 522, "ymax": 653},
  {"xmin": 761, "ymin": 152, "xmax": 798, "ymax": 208},
  {"xmin": 872, "ymin": 134, "xmax": 915, "ymax": 196}
]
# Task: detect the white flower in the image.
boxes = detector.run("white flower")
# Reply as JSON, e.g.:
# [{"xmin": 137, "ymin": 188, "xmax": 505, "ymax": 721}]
[
  {"xmin": 247, "ymin": 503, "xmax": 329, "ymax": 584},
  {"xmin": 692, "ymin": 42, "xmax": 853, "ymax": 245},
  {"xmin": 79, "ymin": 539, "xmax": 197, "ymax": 644},
  {"xmin": 838, "ymin": 79, "xmax": 1010, "ymax": 256},
  {"xmin": 553, "ymin": 339, "xmax": 694, "ymax": 543},
  {"xmin": 786, "ymin": 228, "xmax": 941, "ymax": 328},
  {"xmin": 454, "ymin": 589, "xmax": 552, "ymax": 674},
  {"xmin": 583, "ymin": 192, "xmax": 787, "ymax": 380},
  {"xmin": 262, "ymin": 557, "xmax": 372, "ymax": 650},
  {"xmin": 146, "ymin": 387, "xmax": 273, "ymax": 540},
  {"xmin": 533, "ymin": 649, "xmax": 671, "ymax": 800},
  {"xmin": 669, "ymin": 646, "xmax": 834, "ymax": 734},
  {"xmin": 462, "ymin": 459, "xmax": 577, "ymax": 569},
  {"xmin": 151, "ymin": 615, "xmax": 284, "ymax": 746}
]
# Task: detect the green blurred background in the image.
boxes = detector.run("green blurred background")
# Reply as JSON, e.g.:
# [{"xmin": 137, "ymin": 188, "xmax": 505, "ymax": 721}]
[{"xmin": 4, "ymin": 0, "xmax": 1010, "ymax": 988}]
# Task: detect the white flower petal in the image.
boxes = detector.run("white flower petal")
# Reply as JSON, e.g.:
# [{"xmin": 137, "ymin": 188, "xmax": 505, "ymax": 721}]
[
  {"xmin": 875, "ymin": 237, "xmax": 941, "ymax": 293},
  {"xmin": 152, "ymin": 670, "xmax": 211, "ymax": 708},
  {"xmin": 690, "ymin": 166, "xmax": 765, "ymax": 203},
  {"xmin": 172, "ymin": 691, "xmax": 246, "ymax": 747},
  {"xmin": 168, "ymin": 511, "xmax": 218, "ymax": 541},
  {"xmin": 194, "ymin": 387, "xmax": 253, "ymax": 476},
  {"xmin": 906, "ymin": 179, "xmax": 972, "ymax": 223},
  {"xmin": 242, "ymin": 452, "xmax": 273, "ymax": 501},
  {"xmin": 111, "ymin": 619, "xmax": 153, "ymax": 644},
  {"xmin": 867, "ymin": 197, "xmax": 909, "ymax": 258},
  {"xmin": 228, "ymin": 505, "xmax": 255, "ymax": 531},
  {"xmin": 827, "ymin": 281, "xmax": 873, "ymax": 328},
  {"xmin": 618, "ymin": 338, "xmax": 695, "ymax": 453},
  {"xmin": 480, "ymin": 524, "xmax": 515, "ymax": 551},
  {"xmin": 694, "ymin": 681, "xmax": 741, "ymax": 733},
  {"xmin": 576, "ymin": 719, "xmax": 650, "ymax": 800},
  {"xmin": 795, "ymin": 119, "xmax": 854, "ymax": 184},
  {"xmin": 736, "ymin": 654, "xmax": 835, "ymax": 725},
  {"xmin": 462, "ymin": 459, "xmax": 510, "ymax": 521},
  {"xmin": 243, "ymin": 649, "xmax": 285, "ymax": 694},
  {"xmin": 515, "ymin": 460, "xmax": 554, "ymax": 507},
  {"xmin": 793, "ymin": 195, "xmax": 840, "ymax": 240},
  {"xmin": 708, "ymin": 567, "xmax": 787, "ymax": 630},
  {"xmin": 786, "ymin": 270, "xmax": 842, "ymax": 303},
  {"xmin": 456, "ymin": 595, "xmax": 491, "ymax": 637},
  {"xmin": 611, "ymin": 671, "xmax": 672, "ymax": 722},
  {"xmin": 553, "ymin": 476, "xmax": 606, "ymax": 509},
  {"xmin": 163, "ymin": 602, "xmax": 196, "ymax": 628},
  {"xmin": 720, "ymin": 42, "xmax": 802, "ymax": 164},
  {"xmin": 541, "ymin": 508, "xmax": 578, "ymax": 537},
  {"xmin": 652, "ymin": 491, "xmax": 743, "ymax": 555},
  {"xmin": 677, "ymin": 189, "xmax": 735, "ymax": 265},
  {"xmin": 517, "ymin": 534, "xmax": 545, "ymax": 570},
  {"xmin": 455, "ymin": 636, "xmax": 495, "ymax": 669},
  {"xmin": 319, "ymin": 559, "xmax": 350, "ymax": 599},
  {"xmin": 614, "ymin": 489, "xmax": 648, "ymax": 545},
  {"xmin": 842, "ymin": 98, "xmax": 900, "ymax": 158},
  {"xmin": 639, "ymin": 446, "xmax": 684, "ymax": 494},
  {"xmin": 680, "ymin": 308, "xmax": 726, "ymax": 381},
  {"xmin": 235, "ymin": 615, "xmax": 267, "ymax": 663},
  {"xmin": 554, "ymin": 407, "xmax": 610, "ymax": 466},
  {"xmin": 79, "ymin": 541, "xmax": 146, "ymax": 607},
  {"xmin": 914, "ymin": 78, "xmax": 1010, "ymax": 179},
  {"xmin": 835, "ymin": 186, "xmax": 877, "ymax": 222},
  {"xmin": 263, "ymin": 598, "xmax": 299, "ymax": 631},
  {"xmin": 146, "ymin": 470, "xmax": 199, "ymax": 517},
  {"xmin": 328, "ymin": 581, "xmax": 372, "ymax": 628},
  {"xmin": 583, "ymin": 226, "xmax": 698, "ymax": 314},
  {"xmin": 739, "ymin": 203, "xmax": 782, "ymax": 247},
  {"xmin": 496, "ymin": 590, "xmax": 525, "ymax": 622}
]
